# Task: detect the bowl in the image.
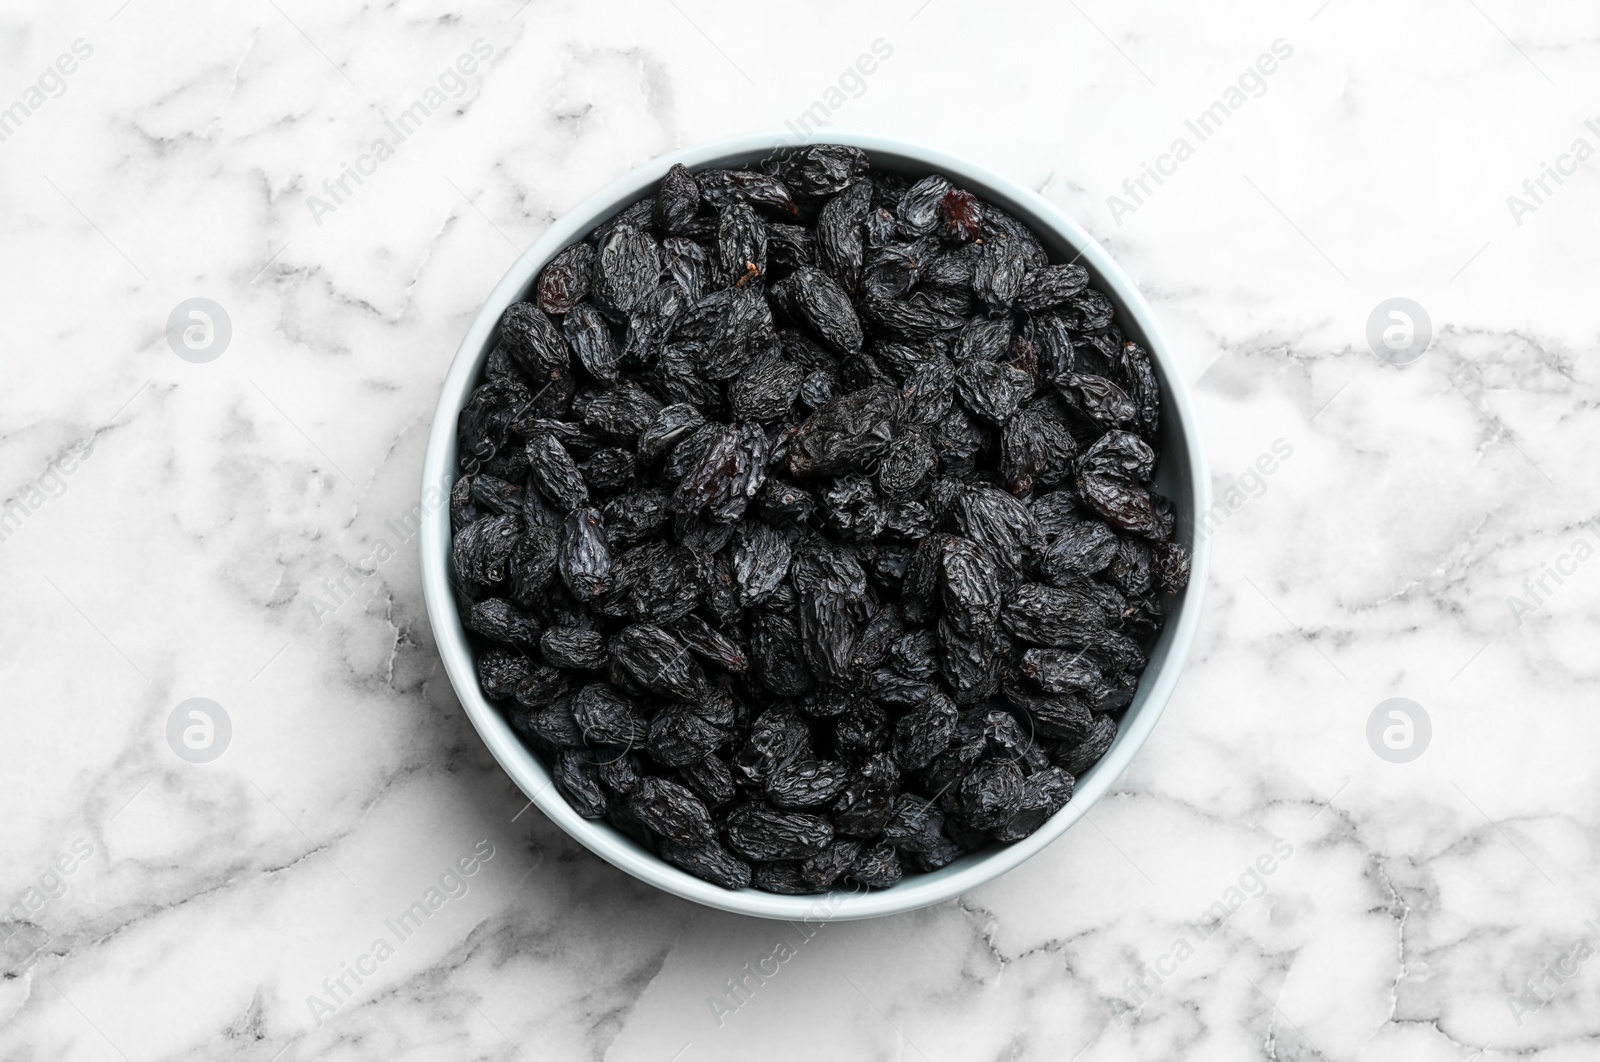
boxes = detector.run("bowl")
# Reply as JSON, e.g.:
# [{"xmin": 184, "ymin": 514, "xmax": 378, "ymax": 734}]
[{"xmin": 420, "ymin": 131, "xmax": 1210, "ymax": 920}]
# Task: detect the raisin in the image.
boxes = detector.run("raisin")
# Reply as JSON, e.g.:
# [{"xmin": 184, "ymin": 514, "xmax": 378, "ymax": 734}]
[
  {"xmin": 1119, "ymin": 341, "xmax": 1161, "ymax": 440},
  {"xmin": 476, "ymin": 649, "xmax": 532, "ymax": 700},
  {"xmin": 892, "ymin": 692, "xmax": 957, "ymax": 771},
  {"xmin": 537, "ymin": 243, "xmax": 596, "ymax": 315},
  {"xmin": 854, "ymin": 603, "xmax": 907, "ymax": 672},
  {"xmin": 647, "ymin": 705, "xmax": 727, "ymax": 766},
  {"xmin": 766, "ymin": 222, "xmax": 815, "ymax": 273},
  {"xmin": 470, "ymin": 474, "xmax": 525, "ymax": 516},
  {"xmin": 952, "ymin": 317, "xmax": 1014, "ymax": 364},
  {"xmin": 679, "ymin": 754, "xmax": 738, "ymax": 808},
  {"xmin": 897, "ymin": 175, "xmax": 953, "ymax": 238},
  {"xmin": 526, "ymin": 431, "xmax": 589, "ymax": 509},
  {"xmin": 572, "ymin": 683, "xmax": 648, "ymax": 745},
  {"xmin": 999, "ymin": 767, "xmax": 1075, "ymax": 842},
  {"xmin": 729, "ymin": 351, "xmax": 804, "ymax": 423},
  {"xmin": 610, "ymin": 623, "xmax": 700, "ymax": 701},
  {"xmin": 801, "ymin": 839, "xmax": 864, "ymax": 889},
  {"xmin": 787, "ymin": 384, "xmax": 898, "ymax": 478},
  {"xmin": 733, "ymin": 707, "xmax": 812, "ymax": 785},
  {"xmin": 1058, "ymin": 374, "xmax": 1139, "ymax": 433},
  {"xmin": 891, "ymin": 627, "xmax": 939, "ymax": 680},
  {"xmin": 952, "ymin": 483, "xmax": 1042, "ymax": 571},
  {"xmin": 514, "ymin": 665, "xmax": 574, "ymax": 711},
  {"xmin": 465, "ymin": 598, "xmax": 541, "ymax": 649},
  {"xmin": 755, "ymin": 864, "xmax": 825, "ymax": 895},
  {"xmin": 834, "ymin": 703, "xmax": 890, "ymax": 760},
  {"xmin": 453, "ymin": 512, "xmax": 522, "ymax": 595},
  {"xmin": 600, "ymin": 489, "xmax": 670, "ymax": 549},
  {"xmin": 653, "ymin": 163, "xmax": 701, "ymax": 235},
  {"xmin": 961, "ymin": 760, "xmax": 1025, "ymax": 829},
  {"xmin": 496, "ymin": 302, "xmax": 569, "ymax": 382},
  {"xmin": 1059, "ymin": 714, "xmax": 1118, "ymax": 776},
  {"xmin": 1105, "ymin": 538, "xmax": 1155, "ymax": 596},
  {"xmin": 1001, "ymin": 402, "xmax": 1076, "ymax": 494},
  {"xmin": 450, "ymin": 475, "xmax": 482, "ymax": 532},
  {"xmin": 558, "ymin": 507, "xmax": 612, "ymax": 598},
  {"xmin": 815, "ymin": 179, "xmax": 872, "ymax": 291},
  {"xmin": 661, "ymin": 237, "xmax": 711, "ymax": 301},
  {"xmin": 1153, "ymin": 541, "xmax": 1192, "ymax": 593},
  {"xmin": 939, "ymin": 536, "xmax": 1004, "ymax": 634},
  {"xmin": 583, "ymin": 447, "xmax": 636, "ymax": 494},
  {"xmin": 972, "ymin": 235, "xmax": 1031, "ymax": 315},
  {"xmin": 554, "ymin": 749, "xmax": 609, "ymax": 818},
  {"xmin": 540, "ymin": 626, "xmax": 607, "ymax": 670},
  {"xmin": 849, "ymin": 842, "xmax": 903, "ymax": 889},
  {"xmin": 1002, "ymin": 582, "xmax": 1123, "ymax": 647},
  {"xmin": 630, "ymin": 777, "xmax": 717, "ymax": 846},
  {"xmin": 881, "ymin": 793, "xmax": 944, "ymax": 852},
  {"xmin": 908, "ymin": 837, "xmax": 965, "ymax": 872},
  {"xmin": 671, "ymin": 614, "xmax": 748, "ymax": 673},
  {"xmin": 799, "ymin": 370, "xmax": 836, "ymax": 410},
  {"xmin": 637, "ymin": 403, "xmax": 707, "ymax": 466},
  {"xmin": 1078, "ymin": 473, "xmax": 1165, "ymax": 540},
  {"xmin": 766, "ymin": 144, "xmax": 869, "ymax": 200},
  {"xmin": 1038, "ymin": 520, "xmax": 1120, "ymax": 584},
  {"xmin": 522, "ymin": 702, "xmax": 584, "ymax": 750},
  {"xmin": 1018, "ymin": 264, "xmax": 1089, "ymax": 312},
  {"xmin": 820, "ymin": 476, "xmax": 887, "ymax": 542},
  {"xmin": 773, "ymin": 267, "xmax": 863, "ymax": 356},
  {"xmin": 791, "ymin": 540, "xmax": 870, "ymax": 685},
  {"xmin": 899, "ymin": 356, "xmax": 956, "ymax": 428},
  {"xmin": 832, "ymin": 752, "xmax": 900, "ymax": 836},
  {"xmin": 724, "ymin": 804, "xmax": 834, "ymax": 861},
  {"xmin": 591, "ymin": 223, "xmax": 661, "ymax": 321},
  {"xmin": 697, "ymin": 168, "xmax": 799, "ymax": 219},
  {"xmin": 716, "ymin": 201, "xmax": 769, "ymax": 287},
  {"xmin": 939, "ymin": 189, "xmax": 982, "ymax": 242},
  {"xmin": 582, "ymin": 380, "xmax": 662, "ymax": 442},
  {"xmin": 659, "ymin": 839, "xmax": 751, "ymax": 890},
  {"xmin": 732, "ymin": 521, "xmax": 792, "ymax": 606},
  {"xmin": 767, "ymin": 758, "xmax": 849, "ymax": 809},
  {"xmin": 878, "ymin": 432, "xmax": 936, "ymax": 500},
  {"xmin": 955, "ymin": 359, "xmax": 1035, "ymax": 425},
  {"xmin": 937, "ymin": 618, "xmax": 1008, "ymax": 705},
  {"xmin": 563, "ymin": 302, "xmax": 620, "ymax": 382}
]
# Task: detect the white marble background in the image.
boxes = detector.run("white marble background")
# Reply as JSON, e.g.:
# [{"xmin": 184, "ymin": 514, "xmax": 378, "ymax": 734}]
[{"xmin": 2, "ymin": 0, "xmax": 1598, "ymax": 1058}]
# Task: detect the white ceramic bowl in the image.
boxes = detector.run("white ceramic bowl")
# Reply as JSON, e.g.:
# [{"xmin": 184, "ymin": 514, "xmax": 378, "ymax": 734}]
[{"xmin": 421, "ymin": 131, "xmax": 1209, "ymax": 920}]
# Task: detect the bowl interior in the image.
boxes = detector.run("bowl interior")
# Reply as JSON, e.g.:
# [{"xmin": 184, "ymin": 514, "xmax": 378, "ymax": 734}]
[{"xmin": 420, "ymin": 132, "xmax": 1209, "ymax": 921}]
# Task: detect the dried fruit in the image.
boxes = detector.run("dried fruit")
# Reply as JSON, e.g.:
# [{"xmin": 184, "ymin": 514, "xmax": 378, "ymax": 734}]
[
  {"xmin": 572, "ymin": 683, "xmax": 648, "ymax": 745},
  {"xmin": 558, "ymin": 507, "xmax": 612, "ymax": 599},
  {"xmin": 465, "ymin": 598, "xmax": 541, "ymax": 649},
  {"xmin": 555, "ymin": 750, "xmax": 608, "ymax": 818},
  {"xmin": 725, "ymin": 804, "xmax": 834, "ymax": 861},
  {"xmin": 591, "ymin": 224, "xmax": 661, "ymax": 321},
  {"xmin": 611, "ymin": 623, "xmax": 700, "ymax": 700},
  {"xmin": 766, "ymin": 758, "xmax": 849, "ymax": 809},
  {"xmin": 816, "ymin": 179, "xmax": 872, "ymax": 291},
  {"xmin": 653, "ymin": 163, "xmax": 701, "ymax": 235},
  {"xmin": 541, "ymin": 625, "xmax": 606, "ymax": 669},
  {"xmin": 454, "ymin": 147, "xmax": 1186, "ymax": 892},
  {"xmin": 563, "ymin": 303, "xmax": 620, "ymax": 383},
  {"xmin": 630, "ymin": 776, "xmax": 716, "ymax": 845},
  {"xmin": 537, "ymin": 243, "xmax": 596, "ymax": 315},
  {"xmin": 849, "ymin": 842, "xmax": 903, "ymax": 889},
  {"xmin": 773, "ymin": 267, "xmax": 863, "ymax": 356}
]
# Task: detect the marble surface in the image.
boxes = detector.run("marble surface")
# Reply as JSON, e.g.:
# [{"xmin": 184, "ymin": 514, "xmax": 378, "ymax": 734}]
[{"xmin": 3, "ymin": 0, "xmax": 1598, "ymax": 1058}]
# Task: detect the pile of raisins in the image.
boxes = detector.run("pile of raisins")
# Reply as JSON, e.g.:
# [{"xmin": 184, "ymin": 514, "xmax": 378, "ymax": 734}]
[{"xmin": 452, "ymin": 145, "xmax": 1190, "ymax": 893}]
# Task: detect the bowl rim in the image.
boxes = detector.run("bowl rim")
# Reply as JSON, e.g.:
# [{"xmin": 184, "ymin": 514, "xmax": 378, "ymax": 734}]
[{"xmin": 420, "ymin": 129, "xmax": 1211, "ymax": 921}]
